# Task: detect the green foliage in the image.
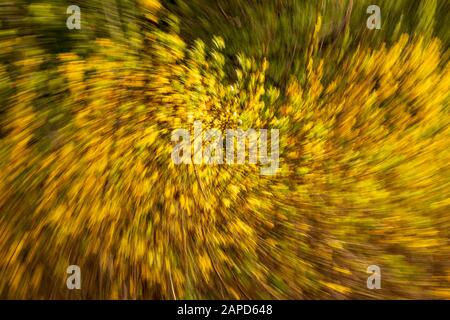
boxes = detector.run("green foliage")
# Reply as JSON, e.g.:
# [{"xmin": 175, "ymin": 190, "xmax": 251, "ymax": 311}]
[{"xmin": 0, "ymin": 0, "xmax": 449, "ymax": 299}]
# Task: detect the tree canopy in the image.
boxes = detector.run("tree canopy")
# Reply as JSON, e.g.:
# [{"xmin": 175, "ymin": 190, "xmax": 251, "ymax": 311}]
[{"xmin": 0, "ymin": 0, "xmax": 449, "ymax": 299}]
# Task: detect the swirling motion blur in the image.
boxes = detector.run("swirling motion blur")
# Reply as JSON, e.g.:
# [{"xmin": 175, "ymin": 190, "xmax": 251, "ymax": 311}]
[{"xmin": 0, "ymin": 0, "xmax": 449, "ymax": 299}]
